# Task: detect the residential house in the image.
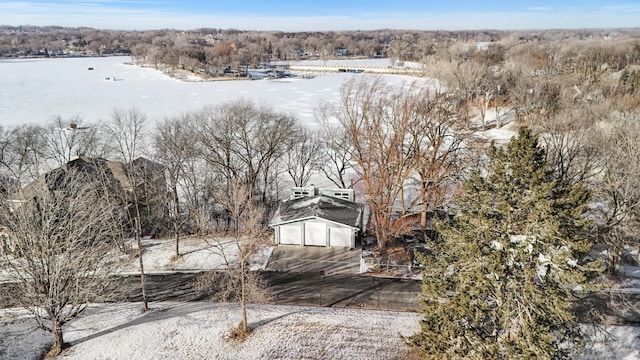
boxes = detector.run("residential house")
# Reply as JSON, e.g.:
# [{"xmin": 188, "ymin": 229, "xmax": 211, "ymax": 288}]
[
  {"xmin": 129, "ymin": 157, "xmax": 168, "ymax": 236},
  {"xmin": 335, "ymin": 48, "xmax": 349, "ymax": 57},
  {"xmin": 15, "ymin": 156, "xmax": 168, "ymax": 237},
  {"xmin": 269, "ymin": 187, "xmax": 363, "ymax": 248}
]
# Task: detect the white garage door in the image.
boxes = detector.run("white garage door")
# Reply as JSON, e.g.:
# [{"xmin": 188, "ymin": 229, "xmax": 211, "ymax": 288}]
[
  {"xmin": 279, "ymin": 225, "xmax": 301, "ymax": 245},
  {"xmin": 304, "ymin": 222, "xmax": 326, "ymax": 246},
  {"xmin": 329, "ymin": 228, "xmax": 353, "ymax": 247}
]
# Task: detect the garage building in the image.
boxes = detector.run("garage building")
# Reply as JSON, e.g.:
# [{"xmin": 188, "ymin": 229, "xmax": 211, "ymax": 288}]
[{"xmin": 269, "ymin": 189, "xmax": 364, "ymax": 249}]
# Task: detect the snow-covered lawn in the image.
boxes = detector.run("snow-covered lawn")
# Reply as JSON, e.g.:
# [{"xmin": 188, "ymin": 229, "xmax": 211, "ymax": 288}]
[
  {"xmin": 2, "ymin": 301, "xmax": 639, "ymax": 360},
  {"xmin": 0, "ymin": 237, "xmax": 274, "ymax": 283},
  {"xmin": 1, "ymin": 302, "xmax": 421, "ymax": 360},
  {"xmin": 579, "ymin": 325, "xmax": 640, "ymax": 360},
  {"xmin": 609, "ymin": 265, "xmax": 640, "ymax": 294},
  {"xmin": 117, "ymin": 237, "xmax": 273, "ymax": 274}
]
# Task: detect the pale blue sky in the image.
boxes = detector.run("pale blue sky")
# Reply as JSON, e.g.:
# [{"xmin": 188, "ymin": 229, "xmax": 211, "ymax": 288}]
[{"xmin": 1, "ymin": 1, "xmax": 639, "ymax": 31}]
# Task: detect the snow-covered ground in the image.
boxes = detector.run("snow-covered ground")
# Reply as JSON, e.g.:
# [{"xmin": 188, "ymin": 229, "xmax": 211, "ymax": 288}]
[
  {"xmin": 0, "ymin": 57, "xmax": 419, "ymax": 128},
  {"xmin": 3, "ymin": 56, "xmax": 638, "ymax": 358},
  {"xmin": 1, "ymin": 302, "xmax": 639, "ymax": 360},
  {"xmin": 282, "ymin": 58, "xmax": 425, "ymax": 68},
  {"xmin": 117, "ymin": 237, "xmax": 273, "ymax": 274},
  {"xmin": 2, "ymin": 217, "xmax": 640, "ymax": 359},
  {"xmin": 1, "ymin": 302, "xmax": 421, "ymax": 360},
  {"xmin": 0, "ymin": 237, "xmax": 273, "ymax": 283},
  {"xmin": 473, "ymin": 108, "xmax": 518, "ymax": 144}
]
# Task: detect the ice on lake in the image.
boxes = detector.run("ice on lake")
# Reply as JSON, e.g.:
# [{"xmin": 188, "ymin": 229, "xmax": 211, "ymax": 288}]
[{"xmin": 0, "ymin": 56, "xmax": 419, "ymax": 128}]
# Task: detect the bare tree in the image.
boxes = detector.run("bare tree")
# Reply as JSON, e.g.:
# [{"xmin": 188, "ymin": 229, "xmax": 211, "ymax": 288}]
[
  {"xmin": 182, "ymin": 158, "xmax": 219, "ymax": 234},
  {"xmin": 195, "ymin": 104, "xmax": 242, "ymax": 193},
  {"xmin": 195, "ymin": 180, "xmax": 271, "ymax": 337},
  {"xmin": 283, "ymin": 126, "xmax": 323, "ymax": 187},
  {"xmin": 318, "ymin": 77, "xmax": 421, "ymax": 248},
  {"xmin": 318, "ymin": 129, "xmax": 353, "ymax": 189},
  {"xmin": 196, "ymin": 101, "xmax": 296, "ymax": 202},
  {"xmin": 405, "ymin": 91, "xmax": 471, "ymax": 229},
  {"xmin": 102, "ymin": 107, "xmax": 151, "ymax": 312},
  {"xmin": 504, "ymin": 65, "xmax": 563, "ymax": 126},
  {"xmin": 0, "ymin": 125, "xmax": 46, "ymax": 189},
  {"xmin": 593, "ymin": 112, "xmax": 640, "ymax": 274},
  {"xmin": 41, "ymin": 116, "xmax": 106, "ymax": 167},
  {"xmin": 153, "ymin": 113, "xmax": 196, "ymax": 257},
  {"xmin": 474, "ymin": 68, "xmax": 504, "ymax": 130},
  {"xmin": 540, "ymin": 106, "xmax": 603, "ymax": 188},
  {"xmin": 246, "ymin": 103, "xmax": 297, "ymax": 202},
  {"xmin": 425, "ymin": 58, "xmax": 489, "ymax": 127},
  {"xmin": 0, "ymin": 171, "xmax": 119, "ymax": 356}
]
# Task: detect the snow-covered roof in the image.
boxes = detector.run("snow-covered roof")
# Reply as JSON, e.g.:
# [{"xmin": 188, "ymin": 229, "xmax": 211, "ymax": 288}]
[{"xmin": 269, "ymin": 194, "xmax": 363, "ymax": 229}]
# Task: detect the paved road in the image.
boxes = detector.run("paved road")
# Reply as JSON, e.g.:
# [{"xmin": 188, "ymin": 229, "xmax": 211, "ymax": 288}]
[
  {"xmin": 262, "ymin": 271, "xmax": 421, "ymax": 311},
  {"xmin": 3, "ymin": 271, "xmax": 639, "ymax": 323},
  {"xmin": 0, "ymin": 271, "xmax": 421, "ymax": 312},
  {"xmin": 111, "ymin": 271, "xmax": 422, "ymax": 312}
]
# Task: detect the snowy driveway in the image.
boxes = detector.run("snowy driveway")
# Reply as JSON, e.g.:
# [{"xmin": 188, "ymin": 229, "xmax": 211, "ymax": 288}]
[{"xmin": 266, "ymin": 245, "xmax": 361, "ymax": 275}]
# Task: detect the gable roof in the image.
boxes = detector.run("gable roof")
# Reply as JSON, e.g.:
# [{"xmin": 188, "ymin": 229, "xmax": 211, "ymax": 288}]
[
  {"xmin": 16, "ymin": 156, "xmax": 133, "ymax": 200},
  {"xmin": 131, "ymin": 157, "xmax": 166, "ymax": 173},
  {"xmin": 269, "ymin": 194, "xmax": 363, "ymax": 229}
]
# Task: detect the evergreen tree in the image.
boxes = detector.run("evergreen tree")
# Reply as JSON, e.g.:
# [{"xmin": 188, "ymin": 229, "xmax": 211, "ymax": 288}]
[{"xmin": 409, "ymin": 127, "xmax": 600, "ymax": 359}]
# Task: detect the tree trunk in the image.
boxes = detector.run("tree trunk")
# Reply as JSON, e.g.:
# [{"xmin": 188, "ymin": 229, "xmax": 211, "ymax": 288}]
[
  {"xmin": 137, "ymin": 234, "xmax": 148, "ymax": 312},
  {"xmin": 240, "ymin": 262, "xmax": 248, "ymax": 333},
  {"xmin": 372, "ymin": 208, "xmax": 387, "ymax": 249},
  {"xmin": 608, "ymin": 243, "xmax": 623, "ymax": 276},
  {"xmin": 52, "ymin": 324, "xmax": 64, "ymax": 356},
  {"xmin": 131, "ymin": 183, "xmax": 149, "ymax": 312},
  {"xmin": 420, "ymin": 180, "xmax": 428, "ymax": 230},
  {"xmin": 174, "ymin": 231, "xmax": 179, "ymax": 258},
  {"xmin": 172, "ymin": 183, "xmax": 180, "ymax": 257}
]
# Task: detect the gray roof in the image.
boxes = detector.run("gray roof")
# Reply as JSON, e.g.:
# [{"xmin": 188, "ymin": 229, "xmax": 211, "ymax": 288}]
[{"xmin": 269, "ymin": 194, "xmax": 363, "ymax": 229}]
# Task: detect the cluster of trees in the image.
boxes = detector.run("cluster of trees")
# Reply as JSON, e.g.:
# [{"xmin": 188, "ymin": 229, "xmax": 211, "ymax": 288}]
[
  {"xmin": 0, "ymin": 25, "xmax": 507, "ymax": 61},
  {"xmin": 400, "ymin": 34, "xmax": 640, "ymax": 357},
  {"xmin": 318, "ymin": 77, "xmax": 472, "ymax": 248},
  {"xmin": 0, "ymin": 105, "xmax": 321, "ymax": 241},
  {"xmin": 0, "ymin": 79, "xmax": 477, "ymax": 250},
  {"xmin": 0, "ymin": 62, "xmax": 637, "ymax": 263},
  {"xmin": 0, "ymin": 26, "xmax": 132, "ymax": 57},
  {"xmin": 0, "ymin": 100, "xmax": 333, "ymax": 353},
  {"xmin": 3, "ymin": 25, "xmax": 640, "ymax": 78},
  {"xmin": 2, "ymin": 26, "xmax": 640, "ymax": 357},
  {"xmin": 410, "ymin": 128, "xmax": 602, "ymax": 359}
]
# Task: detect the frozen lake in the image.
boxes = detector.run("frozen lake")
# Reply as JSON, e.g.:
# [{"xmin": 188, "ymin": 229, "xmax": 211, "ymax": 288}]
[{"xmin": 0, "ymin": 56, "xmax": 417, "ymax": 128}]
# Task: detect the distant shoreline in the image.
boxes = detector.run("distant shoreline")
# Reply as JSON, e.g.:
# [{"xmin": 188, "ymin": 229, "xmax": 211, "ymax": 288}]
[
  {"xmin": 127, "ymin": 62, "xmax": 252, "ymax": 83},
  {"xmin": 0, "ymin": 53, "xmax": 129, "ymax": 60},
  {"xmin": 0, "ymin": 54, "xmax": 252, "ymax": 82},
  {"xmin": 0, "ymin": 55, "xmax": 360, "ymax": 126}
]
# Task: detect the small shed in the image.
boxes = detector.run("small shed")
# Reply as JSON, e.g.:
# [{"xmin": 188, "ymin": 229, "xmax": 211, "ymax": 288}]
[{"xmin": 269, "ymin": 194, "xmax": 363, "ymax": 249}]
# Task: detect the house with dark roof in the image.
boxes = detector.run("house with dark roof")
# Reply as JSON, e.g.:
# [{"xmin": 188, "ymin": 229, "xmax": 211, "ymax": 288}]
[
  {"xmin": 16, "ymin": 156, "xmax": 167, "ymax": 237},
  {"xmin": 269, "ymin": 187, "xmax": 364, "ymax": 248}
]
